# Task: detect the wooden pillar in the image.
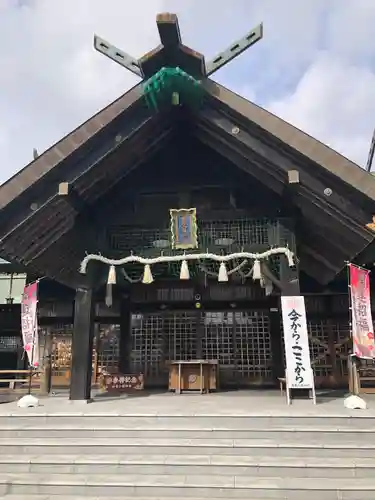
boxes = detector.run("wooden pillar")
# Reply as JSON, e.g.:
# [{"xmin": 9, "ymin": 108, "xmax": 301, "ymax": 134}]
[
  {"xmin": 279, "ymin": 254, "xmax": 300, "ymax": 296},
  {"xmin": 119, "ymin": 299, "xmax": 132, "ymax": 374},
  {"xmin": 194, "ymin": 282, "xmax": 204, "ymax": 360},
  {"xmin": 279, "ymin": 220, "xmax": 301, "ymax": 393},
  {"xmin": 69, "ymin": 287, "xmax": 95, "ymax": 401},
  {"xmin": 269, "ymin": 298, "xmax": 284, "ymax": 380},
  {"xmin": 324, "ymin": 295, "xmax": 339, "ymax": 387},
  {"xmin": 40, "ymin": 327, "xmax": 52, "ymax": 395}
]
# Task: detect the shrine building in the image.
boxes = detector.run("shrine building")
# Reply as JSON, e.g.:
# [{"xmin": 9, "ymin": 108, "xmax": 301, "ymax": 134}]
[{"xmin": 1, "ymin": 14, "xmax": 375, "ymax": 400}]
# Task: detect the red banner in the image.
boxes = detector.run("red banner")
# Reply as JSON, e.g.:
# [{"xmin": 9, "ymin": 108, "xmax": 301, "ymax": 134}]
[
  {"xmin": 349, "ymin": 264, "xmax": 375, "ymax": 358},
  {"xmin": 21, "ymin": 282, "xmax": 39, "ymax": 368}
]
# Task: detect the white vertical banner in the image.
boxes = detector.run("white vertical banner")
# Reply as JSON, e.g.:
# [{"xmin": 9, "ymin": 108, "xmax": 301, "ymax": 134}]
[{"xmin": 281, "ymin": 296, "xmax": 313, "ymax": 389}]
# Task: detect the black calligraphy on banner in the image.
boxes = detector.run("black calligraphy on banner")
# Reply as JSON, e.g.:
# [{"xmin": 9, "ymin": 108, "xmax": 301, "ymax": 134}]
[
  {"xmin": 288, "ymin": 308, "xmax": 306, "ymax": 385},
  {"xmin": 281, "ymin": 296, "xmax": 313, "ymax": 389}
]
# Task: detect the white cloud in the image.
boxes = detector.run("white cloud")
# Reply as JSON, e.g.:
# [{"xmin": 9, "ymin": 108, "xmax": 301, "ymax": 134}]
[
  {"xmin": 0, "ymin": 0, "xmax": 375, "ymax": 183},
  {"xmin": 269, "ymin": 53, "xmax": 375, "ymax": 165}
]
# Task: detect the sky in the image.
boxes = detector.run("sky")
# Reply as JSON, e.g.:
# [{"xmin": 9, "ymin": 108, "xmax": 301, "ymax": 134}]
[{"xmin": 1, "ymin": 0, "xmax": 375, "ymax": 185}]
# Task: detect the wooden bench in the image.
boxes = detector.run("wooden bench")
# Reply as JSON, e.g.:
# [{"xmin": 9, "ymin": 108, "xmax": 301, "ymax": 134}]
[
  {"xmin": 0, "ymin": 379, "xmax": 29, "ymax": 389},
  {"xmin": 0, "ymin": 370, "xmax": 40, "ymax": 391},
  {"xmin": 358, "ymin": 375, "xmax": 375, "ymax": 394},
  {"xmin": 351, "ymin": 359, "xmax": 375, "ymax": 394}
]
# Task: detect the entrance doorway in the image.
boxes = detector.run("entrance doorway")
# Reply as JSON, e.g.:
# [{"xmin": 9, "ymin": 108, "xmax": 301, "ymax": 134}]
[{"xmin": 129, "ymin": 309, "xmax": 273, "ymax": 388}]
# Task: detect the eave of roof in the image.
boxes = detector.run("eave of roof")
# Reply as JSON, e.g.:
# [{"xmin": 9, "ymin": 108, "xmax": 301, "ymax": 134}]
[
  {"xmin": 0, "ymin": 83, "xmax": 143, "ymax": 211},
  {"xmin": 206, "ymin": 80, "xmax": 375, "ymax": 202}
]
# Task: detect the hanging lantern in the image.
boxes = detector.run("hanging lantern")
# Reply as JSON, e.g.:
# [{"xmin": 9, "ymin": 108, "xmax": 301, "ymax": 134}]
[
  {"xmin": 142, "ymin": 264, "xmax": 154, "ymax": 284},
  {"xmin": 252, "ymin": 259, "xmax": 262, "ymax": 281},
  {"xmin": 218, "ymin": 262, "xmax": 229, "ymax": 282},
  {"xmin": 180, "ymin": 259, "xmax": 190, "ymax": 280}
]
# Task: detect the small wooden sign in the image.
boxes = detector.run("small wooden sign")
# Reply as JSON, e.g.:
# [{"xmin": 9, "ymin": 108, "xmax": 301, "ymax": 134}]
[{"xmin": 101, "ymin": 373, "xmax": 144, "ymax": 393}]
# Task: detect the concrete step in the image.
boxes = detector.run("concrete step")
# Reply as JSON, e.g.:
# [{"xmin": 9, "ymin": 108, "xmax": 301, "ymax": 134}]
[
  {"xmin": 0, "ymin": 431, "xmax": 366, "ymax": 445},
  {"xmin": 2, "ymin": 439, "xmax": 375, "ymax": 457},
  {"xmin": 0, "ymin": 426, "xmax": 372, "ymax": 442},
  {"xmin": 0, "ymin": 454, "xmax": 374, "ymax": 478},
  {"xmin": 1, "ymin": 497, "xmax": 277, "ymax": 500},
  {"xmin": 2, "ymin": 496, "xmax": 285, "ymax": 500},
  {"xmin": 1, "ymin": 414, "xmax": 375, "ymax": 429},
  {"xmin": 1, "ymin": 473, "xmax": 375, "ymax": 498}
]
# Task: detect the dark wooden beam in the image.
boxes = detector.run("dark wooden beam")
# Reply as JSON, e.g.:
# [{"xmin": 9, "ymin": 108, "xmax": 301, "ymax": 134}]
[
  {"xmin": 69, "ymin": 286, "xmax": 95, "ymax": 401},
  {"xmin": 1, "ymin": 113, "xmax": 165, "ymax": 267},
  {"xmin": 194, "ymin": 122, "xmax": 284, "ymax": 194},
  {"xmin": 0, "ymin": 98, "xmax": 150, "ymax": 248},
  {"xmin": 202, "ymin": 105, "xmax": 373, "ymax": 228},
  {"xmin": 0, "ymin": 85, "xmax": 143, "ymax": 214},
  {"xmin": 156, "ymin": 13, "xmax": 181, "ymax": 47},
  {"xmin": 119, "ymin": 297, "xmax": 132, "ymax": 374},
  {"xmin": 279, "ymin": 218, "xmax": 300, "ymax": 296},
  {"xmin": 206, "ymin": 81, "xmax": 375, "ymax": 202},
  {"xmin": 269, "ymin": 297, "xmax": 284, "ymax": 379},
  {"xmin": 199, "ymin": 106, "xmax": 375, "ymax": 275},
  {"xmin": 58, "ymin": 182, "xmax": 89, "ymax": 214},
  {"xmin": 261, "ymin": 262, "xmax": 284, "ymax": 291}
]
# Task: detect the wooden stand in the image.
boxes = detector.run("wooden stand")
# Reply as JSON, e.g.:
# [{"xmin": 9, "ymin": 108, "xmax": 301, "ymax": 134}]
[
  {"xmin": 168, "ymin": 360, "xmax": 218, "ymax": 394},
  {"xmin": 349, "ymin": 356, "xmax": 375, "ymax": 394}
]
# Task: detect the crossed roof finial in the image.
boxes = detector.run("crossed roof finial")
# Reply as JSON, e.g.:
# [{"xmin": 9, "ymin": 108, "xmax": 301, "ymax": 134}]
[{"xmin": 94, "ymin": 13, "xmax": 263, "ymax": 80}]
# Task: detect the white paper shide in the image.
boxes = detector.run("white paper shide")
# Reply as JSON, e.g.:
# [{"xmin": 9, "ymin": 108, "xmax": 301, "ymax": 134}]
[{"xmin": 281, "ymin": 296, "xmax": 313, "ymax": 389}]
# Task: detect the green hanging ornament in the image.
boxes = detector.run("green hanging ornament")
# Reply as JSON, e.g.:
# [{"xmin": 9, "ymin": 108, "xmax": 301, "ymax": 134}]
[{"xmin": 143, "ymin": 67, "xmax": 204, "ymax": 112}]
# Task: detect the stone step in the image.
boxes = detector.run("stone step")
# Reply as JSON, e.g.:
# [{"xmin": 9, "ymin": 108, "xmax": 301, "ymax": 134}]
[
  {"xmin": 1, "ymin": 440, "xmax": 375, "ymax": 458},
  {"xmin": 4, "ymin": 494, "xmax": 270, "ymax": 500},
  {"xmin": 1, "ymin": 473, "xmax": 375, "ymax": 499},
  {"xmin": 1, "ymin": 497, "xmax": 271, "ymax": 500},
  {"xmin": 0, "ymin": 454, "xmax": 374, "ymax": 478},
  {"xmin": 1, "ymin": 414, "xmax": 374, "ymax": 430},
  {"xmin": 0, "ymin": 433, "xmax": 367, "ymax": 446},
  {"xmin": 0, "ymin": 427, "xmax": 372, "ymax": 441}
]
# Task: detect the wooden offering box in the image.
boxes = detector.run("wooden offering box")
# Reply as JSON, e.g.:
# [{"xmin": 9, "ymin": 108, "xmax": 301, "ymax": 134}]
[{"xmin": 169, "ymin": 360, "xmax": 218, "ymax": 394}]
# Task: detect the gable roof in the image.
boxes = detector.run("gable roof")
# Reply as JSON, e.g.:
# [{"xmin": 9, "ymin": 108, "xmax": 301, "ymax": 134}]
[{"xmin": 0, "ymin": 80, "xmax": 374, "ymax": 286}]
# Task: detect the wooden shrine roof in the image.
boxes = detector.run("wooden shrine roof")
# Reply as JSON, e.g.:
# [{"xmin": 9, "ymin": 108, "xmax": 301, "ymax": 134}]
[{"xmin": 1, "ymin": 14, "xmax": 375, "ymax": 287}]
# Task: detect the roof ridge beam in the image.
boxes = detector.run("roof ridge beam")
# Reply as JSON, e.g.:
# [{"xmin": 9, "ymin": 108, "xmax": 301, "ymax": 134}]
[{"xmin": 156, "ymin": 13, "xmax": 181, "ymax": 47}]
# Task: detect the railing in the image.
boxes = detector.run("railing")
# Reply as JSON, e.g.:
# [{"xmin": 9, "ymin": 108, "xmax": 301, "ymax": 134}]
[{"xmin": 0, "ymin": 370, "xmax": 41, "ymax": 391}]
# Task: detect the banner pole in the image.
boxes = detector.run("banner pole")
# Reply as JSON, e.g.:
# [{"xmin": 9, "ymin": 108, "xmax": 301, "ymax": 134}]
[
  {"xmin": 27, "ymin": 280, "xmax": 39, "ymax": 396},
  {"xmin": 18, "ymin": 280, "xmax": 40, "ymax": 408},
  {"xmin": 346, "ymin": 262, "xmax": 356, "ymax": 394},
  {"xmin": 346, "ymin": 262, "xmax": 353, "ymax": 347},
  {"xmin": 27, "ymin": 349, "xmax": 33, "ymax": 395},
  {"xmin": 27, "ymin": 302, "xmax": 37, "ymax": 396}
]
